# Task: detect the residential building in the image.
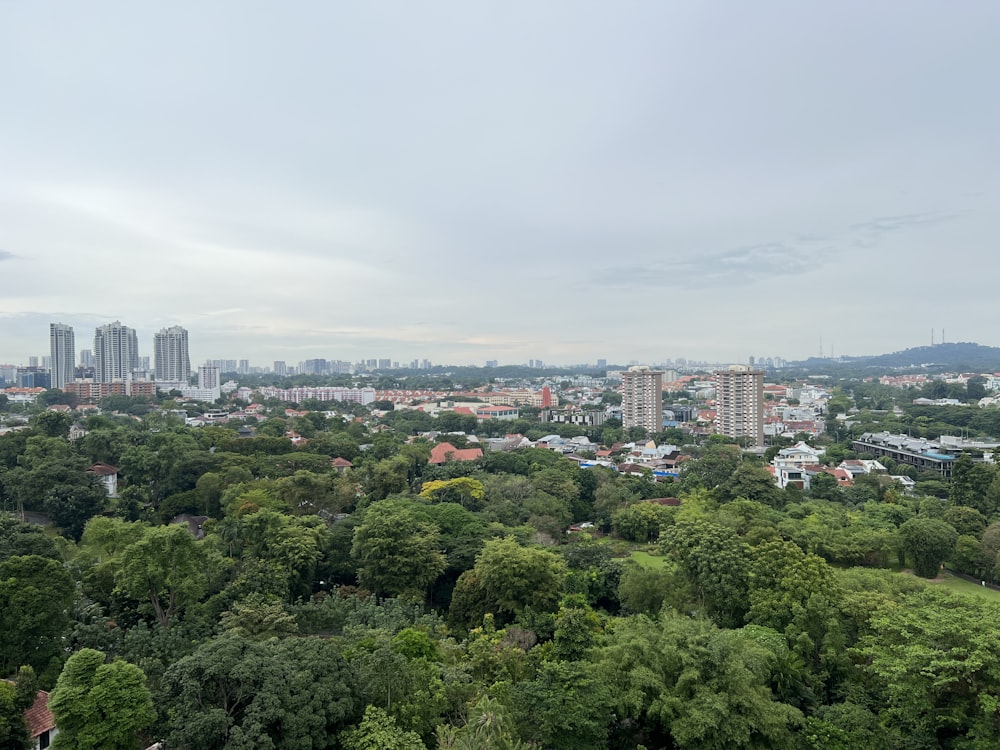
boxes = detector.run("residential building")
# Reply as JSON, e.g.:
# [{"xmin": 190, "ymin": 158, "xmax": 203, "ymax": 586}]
[
  {"xmin": 428, "ymin": 442, "xmax": 483, "ymax": 464},
  {"xmin": 49, "ymin": 323, "xmax": 75, "ymax": 389},
  {"xmin": 480, "ymin": 387, "xmax": 555, "ymax": 408},
  {"xmin": 198, "ymin": 365, "xmax": 220, "ymax": 391},
  {"xmin": 79, "ymin": 349, "xmax": 94, "ymax": 368},
  {"xmin": 852, "ymin": 432, "xmax": 958, "ymax": 478},
  {"xmin": 540, "ymin": 408, "xmax": 608, "ymax": 427},
  {"xmin": 714, "ymin": 365, "xmax": 764, "ymax": 446},
  {"xmin": 621, "ymin": 366, "xmax": 663, "ymax": 434},
  {"xmin": 153, "ymin": 326, "xmax": 191, "ymax": 382},
  {"xmin": 87, "ymin": 462, "xmax": 119, "ymax": 497},
  {"xmin": 94, "ymin": 321, "xmax": 139, "ymax": 383},
  {"xmin": 256, "ymin": 386, "xmax": 377, "ymax": 405},
  {"xmin": 475, "ymin": 404, "xmax": 519, "ymax": 421}
]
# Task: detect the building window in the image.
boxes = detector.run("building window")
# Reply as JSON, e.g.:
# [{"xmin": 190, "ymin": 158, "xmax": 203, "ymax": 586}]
[{"xmin": 39, "ymin": 731, "xmax": 51, "ymax": 749}]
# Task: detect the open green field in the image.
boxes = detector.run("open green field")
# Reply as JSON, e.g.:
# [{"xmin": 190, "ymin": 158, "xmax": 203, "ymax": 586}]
[
  {"xmin": 932, "ymin": 571, "xmax": 1000, "ymax": 601},
  {"xmin": 629, "ymin": 550, "xmax": 671, "ymax": 569}
]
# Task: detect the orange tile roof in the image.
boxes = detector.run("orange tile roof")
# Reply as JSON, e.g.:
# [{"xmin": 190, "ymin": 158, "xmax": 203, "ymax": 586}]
[
  {"xmin": 25, "ymin": 690, "xmax": 54, "ymax": 738},
  {"xmin": 429, "ymin": 442, "xmax": 483, "ymax": 464}
]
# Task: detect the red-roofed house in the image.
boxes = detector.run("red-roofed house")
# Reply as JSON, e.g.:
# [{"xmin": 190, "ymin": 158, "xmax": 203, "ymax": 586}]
[
  {"xmin": 429, "ymin": 442, "xmax": 483, "ymax": 464},
  {"xmin": 25, "ymin": 689, "xmax": 56, "ymax": 749},
  {"xmin": 331, "ymin": 457, "xmax": 354, "ymax": 472}
]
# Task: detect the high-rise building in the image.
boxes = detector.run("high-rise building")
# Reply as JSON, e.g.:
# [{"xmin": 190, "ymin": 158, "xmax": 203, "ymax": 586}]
[
  {"xmin": 94, "ymin": 321, "xmax": 139, "ymax": 383},
  {"xmin": 714, "ymin": 365, "xmax": 764, "ymax": 446},
  {"xmin": 198, "ymin": 365, "xmax": 220, "ymax": 390},
  {"xmin": 273, "ymin": 360, "xmax": 287, "ymax": 376},
  {"xmin": 49, "ymin": 323, "xmax": 76, "ymax": 389},
  {"xmin": 621, "ymin": 366, "xmax": 664, "ymax": 435},
  {"xmin": 154, "ymin": 326, "xmax": 191, "ymax": 382},
  {"xmin": 79, "ymin": 349, "xmax": 94, "ymax": 368},
  {"xmin": 596, "ymin": 359, "xmax": 607, "ymax": 370},
  {"xmin": 238, "ymin": 359, "xmax": 250, "ymax": 374}
]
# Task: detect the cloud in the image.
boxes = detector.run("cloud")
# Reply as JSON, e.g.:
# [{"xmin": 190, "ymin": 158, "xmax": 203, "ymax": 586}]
[
  {"xmin": 0, "ymin": 250, "xmax": 16, "ymax": 261},
  {"xmin": 597, "ymin": 208, "xmax": 965, "ymax": 292},
  {"xmin": 599, "ymin": 240, "xmax": 826, "ymax": 290},
  {"xmin": 849, "ymin": 211, "xmax": 960, "ymax": 248}
]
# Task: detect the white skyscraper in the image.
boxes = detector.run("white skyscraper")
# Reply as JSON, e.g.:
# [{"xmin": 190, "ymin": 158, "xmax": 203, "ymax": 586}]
[
  {"xmin": 49, "ymin": 323, "xmax": 75, "ymax": 389},
  {"xmin": 94, "ymin": 321, "xmax": 139, "ymax": 383},
  {"xmin": 154, "ymin": 326, "xmax": 191, "ymax": 382}
]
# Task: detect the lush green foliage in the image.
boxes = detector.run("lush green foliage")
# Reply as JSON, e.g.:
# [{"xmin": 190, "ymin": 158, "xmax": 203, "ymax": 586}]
[{"xmin": 4, "ymin": 387, "xmax": 1000, "ymax": 749}]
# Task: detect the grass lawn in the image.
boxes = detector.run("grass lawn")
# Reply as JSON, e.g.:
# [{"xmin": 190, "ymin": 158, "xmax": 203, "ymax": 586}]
[
  {"xmin": 629, "ymin": 550, "xmax": 671, "ymax": 569},
  {"xmin": 932, "ymin": 571, "xmax": 1000, "ymax": 601}
]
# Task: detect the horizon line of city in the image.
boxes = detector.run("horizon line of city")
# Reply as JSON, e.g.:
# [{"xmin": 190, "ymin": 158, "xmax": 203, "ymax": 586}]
[{"xmin": 3, "ymin": 320, "xmax": 789, "ymax": 380}]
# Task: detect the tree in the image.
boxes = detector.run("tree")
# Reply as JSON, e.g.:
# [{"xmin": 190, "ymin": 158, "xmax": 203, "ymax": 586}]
[
  {"xmin": 948, "ymin": 454, "xmax": 994, "ymax": 515},
  {"xmin": 719, "ymin": 462, "xmax": 784, "ymax": 506},
  {"xmin": 351, "ymin": 499, "xmax": 446, "ymax": 599},
  {"xmin": 853, "ymin": 589, "xmax": 1000, "ymax": 747},
  {"xmin": 611, "ymin": 501, "xmax": 674, "ymax": 542},
  {"xmin": 0, "ymin": 512, "xmax": 60, "ymax": 561},
  {"xmin": 436, "ymin": 695, "xmax": 525, "ymax": 750},
  {"xmin": 598, "ymin": 613, "xmax": 801, "ymax": 748},
  {"xmin": 44, "ymin": 480, "xmax": 108, "ymax": 541},
  {"xmin": 341, "ymin": 706, "xmax": 425, "ymax": 750},
  {"xmin": 49, "ymin": 649, "xmax": 155, "ymax": 750},
  {"xmin": 32, "ymin": 410, "xmax": 73, "ymax": 438},
  {"xmin": 660, "ymin": 519, "xmax": 749, "ymax": 628},
  {"xmin": 115, "ymin": 525, "xmax": 208, "ymax": 627},
  {"xmin": 449, "ymin": 537, "xmax": 567, "ymax": 628},
  {"xmin": 679, "ymin": 444, "xmax": 741, "ymax": 493},
  {"xmin": 418, "ymin": 477, "xmax": 485, "ymax": 510},
  {"xmin": 618, "ymin": 563, "xmax": 683, "ymax": 615},
  {"xmin": 0, "ymin": 680, "xmax": 30, "ymax": 750},
  {"xmin": 510, "ymin": 660, "xmax": 613, "ymax": 750},
  {"xmin": 943, "ymin": 505, "xmax": 987, "ymax": 537},
  {"xmin": 160, "ymin": 634, "xmax": 357, "ymax": 749},
  {"xmin": 0, "ymin": 555, "xmax": 74, "ymax": 674},
  {"xmin": 898, "ymin": 517, "xmax": 958, "ymax": 578}
]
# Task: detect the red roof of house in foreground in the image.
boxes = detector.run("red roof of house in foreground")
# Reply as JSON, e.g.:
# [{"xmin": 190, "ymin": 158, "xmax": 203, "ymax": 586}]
[
  {"xmin": 25, "ymin": 690, "xmax": 55, "ymax": 738},
  {"xmin": 331, "ymin": 457, "xmax": 353, "ymax": 468},
  {"xmin": 429, "ymin": 442, "xmax": 483, "ymax": 464},
  {"xmin": 87, "ymin": 462, "xmax": 119, "ymax": 476}
]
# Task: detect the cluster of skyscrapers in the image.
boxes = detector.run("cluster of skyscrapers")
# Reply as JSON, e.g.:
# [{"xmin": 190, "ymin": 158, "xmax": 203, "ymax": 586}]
[{"xmin": 45, "ymin": 321, "xmax": 192, "ymax": 386}]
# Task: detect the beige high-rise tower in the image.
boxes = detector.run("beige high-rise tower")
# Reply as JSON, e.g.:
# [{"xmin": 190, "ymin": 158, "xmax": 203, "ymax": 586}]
[
  {"xmin": 714, "ymin": 365, "xmax": 764, "ymax": 446},
  {"xmin": 621, "ymin": 365, "xmax": 663, "ymax": 435}
]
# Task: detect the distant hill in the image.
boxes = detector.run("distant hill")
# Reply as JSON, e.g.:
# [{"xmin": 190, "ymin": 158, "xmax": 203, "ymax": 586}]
[{"xmin": 791, "ymin": 342, "xmax": 1000, "ymax": 373}]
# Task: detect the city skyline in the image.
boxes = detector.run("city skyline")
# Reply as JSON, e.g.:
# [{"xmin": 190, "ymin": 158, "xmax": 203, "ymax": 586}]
[{"xmin": 1, "ymin": 3, "xmax": 998, "ymax": 364}]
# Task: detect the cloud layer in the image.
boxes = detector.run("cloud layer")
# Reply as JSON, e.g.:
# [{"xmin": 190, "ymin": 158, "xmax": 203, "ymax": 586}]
[{"xmin": 0, "ymin": 1, "xmax": 997, "ymax": 366}]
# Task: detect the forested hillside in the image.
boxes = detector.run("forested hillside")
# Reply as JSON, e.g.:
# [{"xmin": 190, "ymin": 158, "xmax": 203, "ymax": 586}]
[{"xmin": 2, "ymin": 397, "xmax": 1000, "ymax": 749}]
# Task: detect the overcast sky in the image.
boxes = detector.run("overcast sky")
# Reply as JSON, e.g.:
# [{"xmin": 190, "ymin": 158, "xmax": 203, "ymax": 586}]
[{"xmin": 1, "ymin": 1, "xmax": 997, "ymax": 368}]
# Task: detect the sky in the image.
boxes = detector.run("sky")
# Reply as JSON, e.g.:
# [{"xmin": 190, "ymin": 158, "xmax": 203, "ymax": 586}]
[{"xmin": 1, "ymin": 1, "xmax": 998, "ymax": 368}]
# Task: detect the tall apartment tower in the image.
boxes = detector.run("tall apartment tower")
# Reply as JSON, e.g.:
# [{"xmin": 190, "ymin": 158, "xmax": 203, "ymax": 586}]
[
  {"xmin": 198, "ymin": 364, "xmax": 220, "ymax": 390},
  {"xmin": 94, "ymin": 321, "xmax": 139, "ymax": 383},
  {"xmin": 49, "ymin": 323, "xmax": 76, "ymax": 389},
  {"xmin": 621, "ymin": 365, "xmax": 664, "ymax": 435},
  {"xmin": 714, "ymin": 365, "xmax": 765, "ymax": 446},
  {"xmin": 154, "ymin": 326, "xmax": 191, "ymax": 382}
]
